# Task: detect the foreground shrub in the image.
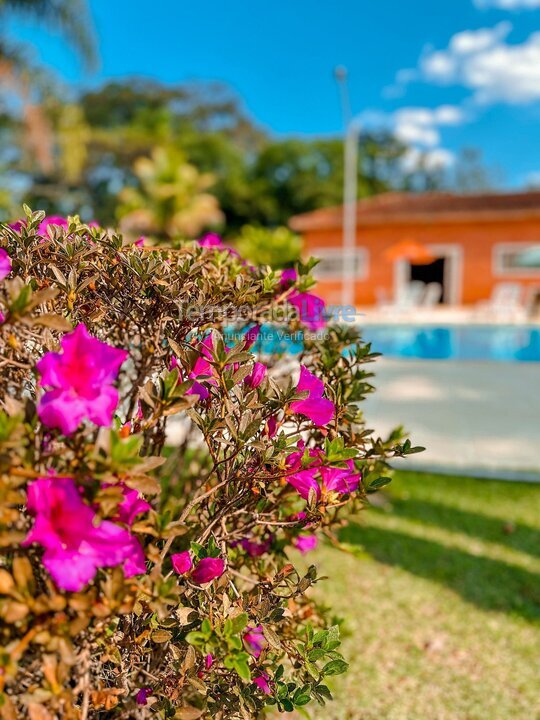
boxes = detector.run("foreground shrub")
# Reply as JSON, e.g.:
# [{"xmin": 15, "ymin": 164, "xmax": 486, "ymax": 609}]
[{"xmin": 0, "ymin": 212, "xmax": 419, "ymax": 719}]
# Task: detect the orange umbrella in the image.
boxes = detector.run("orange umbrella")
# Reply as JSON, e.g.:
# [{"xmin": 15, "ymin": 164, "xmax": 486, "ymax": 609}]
[{"xmin": 384, "ymin": 239, "xmax": 435, "ymax": 265}]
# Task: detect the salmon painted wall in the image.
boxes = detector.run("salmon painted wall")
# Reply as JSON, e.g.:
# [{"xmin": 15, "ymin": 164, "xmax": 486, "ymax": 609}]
[{"xmin": 301, "ymin": 217, "xmax": 540, "ymax": 306}]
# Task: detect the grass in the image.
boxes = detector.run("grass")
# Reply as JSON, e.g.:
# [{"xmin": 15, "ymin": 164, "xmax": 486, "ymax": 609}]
[{"xmin": 307, "ymin": 471, "xmax": 540, "ymax": 720}]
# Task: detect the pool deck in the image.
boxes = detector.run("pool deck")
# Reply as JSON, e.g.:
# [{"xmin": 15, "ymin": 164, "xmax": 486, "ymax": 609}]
[{"xmin": 364, "ymin": 357, "xmax": 540, "ymax": 481}]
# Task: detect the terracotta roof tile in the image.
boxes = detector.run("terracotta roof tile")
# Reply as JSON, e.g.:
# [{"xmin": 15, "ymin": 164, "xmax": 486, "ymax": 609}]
[{"xmin": 289, "ymin": 191, "xmax": 540, "ymax": 230}]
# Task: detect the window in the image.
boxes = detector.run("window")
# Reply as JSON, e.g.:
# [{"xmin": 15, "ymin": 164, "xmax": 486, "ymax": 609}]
[
  {"xmin": 493, "ymin": 244, "xmax": 540, "ymax": 276},
  {"xmin": 313, "ymin": 248, "xmax": 369, "ymax": 280}
]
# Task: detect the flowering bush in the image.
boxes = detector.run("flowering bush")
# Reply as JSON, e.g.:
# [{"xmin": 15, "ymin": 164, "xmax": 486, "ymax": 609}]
[{"xmin": 0, "ymin": 211, "xmax": 420, "ymax": 719}]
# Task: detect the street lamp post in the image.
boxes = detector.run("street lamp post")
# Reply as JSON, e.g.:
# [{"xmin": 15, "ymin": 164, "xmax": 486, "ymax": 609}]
[
  {"xmin": 342, "ymin": 118, "xmax": 361, "ymax": 308},
  {"xmin": 334, "ymin": 66, "xmax": 360, "ymax": 309}
]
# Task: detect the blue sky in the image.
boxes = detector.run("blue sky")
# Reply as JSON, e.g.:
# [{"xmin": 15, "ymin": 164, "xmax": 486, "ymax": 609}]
[{"xmin": 10, "ymin": 0, "xmax": 540, "ymax": 186}]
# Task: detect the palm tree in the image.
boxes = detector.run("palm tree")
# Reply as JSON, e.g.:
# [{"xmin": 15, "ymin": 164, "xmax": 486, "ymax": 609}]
[
  {"xmin": 0, "ymin": 0, "xmax": 97, "ymax": 176},
  {"xmin": 0, "ymin": 0, "xmax": 97, "ymax": 69}
]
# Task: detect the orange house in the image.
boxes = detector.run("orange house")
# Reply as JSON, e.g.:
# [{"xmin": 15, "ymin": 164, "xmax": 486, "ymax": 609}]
[{"xmin": 289, "ymin": 191, "xmax": 540, "ymax": 310}]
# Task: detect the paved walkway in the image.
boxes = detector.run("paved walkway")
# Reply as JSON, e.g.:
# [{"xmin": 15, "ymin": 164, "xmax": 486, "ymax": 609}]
[{"xmin": 363, "ymin": 358, "xmax": 540, "ymax": 481}]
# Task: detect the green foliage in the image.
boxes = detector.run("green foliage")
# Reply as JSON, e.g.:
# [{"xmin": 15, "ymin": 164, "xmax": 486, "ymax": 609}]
[{"xmin": 234, "ymin": 224, "xmax": 302, "ymax": 269}]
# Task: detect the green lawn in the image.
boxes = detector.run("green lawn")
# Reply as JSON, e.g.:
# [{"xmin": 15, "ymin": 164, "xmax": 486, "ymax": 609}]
[{"xmin": 308, "ymin": 471, "xmax": 540, "ymax": 720}]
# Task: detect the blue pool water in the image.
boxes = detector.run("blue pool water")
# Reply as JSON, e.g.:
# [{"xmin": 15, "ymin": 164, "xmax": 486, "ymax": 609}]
[
  {"xmin": 229, "ymin": 324, "xmax": 540, "ymax": 362},
  {"xmin": 362, "ymin": 325, "xmax": 540, "ymax": 362}
]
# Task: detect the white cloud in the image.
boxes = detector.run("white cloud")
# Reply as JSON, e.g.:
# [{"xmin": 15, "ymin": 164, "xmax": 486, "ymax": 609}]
[
  {"xmin": 525, "ymin": 171, "xmax": 540, "ymax": 186},
  {"xmin": 401, "ymin": 147, "xmax": 456, "ymax": 173},
  {"xmin": 392, "ymin": 105, "xmax": 466, "ymax": 148},
  {"xmin": 474, "ymin": 0, "xmax": 540, "ymax": 9},
  {"xmin": 360, "ymin": 106, "xmax": 460, "ymax": 175},
  {"xmin": 418, "ymin": 23, "xmax": 540, "ymax": 104}
]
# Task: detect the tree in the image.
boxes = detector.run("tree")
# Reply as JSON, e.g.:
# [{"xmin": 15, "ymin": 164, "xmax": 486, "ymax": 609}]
[{"xmin": 117, "ymin": 145, "xmax": 224, "ymax": 240}]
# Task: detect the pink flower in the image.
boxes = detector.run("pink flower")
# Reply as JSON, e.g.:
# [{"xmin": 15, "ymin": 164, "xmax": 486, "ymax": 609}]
[
  {"xmin": 171, "ymin": 550, "xmax": 193, "ymax": 575},
  {"xmin": 135, "ymin": 236, "xmax": 145, "ymax": 247},
  {"xmin": 286, "ymin": 447, "xmax": 361, "ymax": 502},
  {"xmin": 244, "ymin": 362, "xmax": 267, "ymax": 389},
  {"xmin": 115, "ymin": 485, "xmax": 151, "ymax": 526},
  {"xmin": 198, "ymin": 232, "xmax": 223, "ymax": 247},
  {"xmin": 135, "ymin": 687, "xmax": 151, "ymax": 705},
  {"xmin": 244, "ymin": 625, "xmax": 266, "ymax": 658},
  {"xmin": 191, "ymin": 557, "xmax": 225, "ymax": 585},
  {"xmin": 253, "ymin": 673, "xmax": 272, "ymax": 695},
  {"xmin": 243, "ymin": 324, "xmax": 260, "ymax": 349},
  {"xmin": 23, "ymin": 476, "xmax": 145, "ymax": 592},
  {"xmin": 186, "ymin": 335, "xmax": 218, "ymax": 401},
  {"xmin": 8, "ymin": 220, "xmax": 25, "ymax": 232},
  {"xmin": 288, "ymin": 291, "xmax": 327, "ymax": 331},
  {"xmin": 172, "ymin": 553, "xmax": 225, "ymax": 584},
  {"xmin": 290, "ymin": 366, "xmax": 335, "ymax": 427},
  {"xmin": 238, "ymin": 535, "xmax": 272, "ymax": 557},
  {"xmin": 205, "ymin": 653, "xmax": 213, "ymax": 670},
  {"xmin": 294, "ymin": 534, "xmax": 318, "ymax": 554},
  {"xmin": 37, "ymin": 324, "xmax": 128, "ymax": 435},
  {"xmin": 37, "ymin": 215, "xmax": 69, "ymax": 238},
  {"xmin": 280, "ymin": 268, "xmax": 297, "ymax": 288},
  {"xmin": 279, "ymin": 269, "xmax": 327, "ymax": 331},
  {"xmin": 265, "ymin": 415, "xmax": 278, "ymax": 438},
  {"xmin": 0, "ymin": 310, "xmax": 5, "ymax": 325},
  {"xmin": 0, "ymin": 248, "xmax": 11, "ymax": 281}
]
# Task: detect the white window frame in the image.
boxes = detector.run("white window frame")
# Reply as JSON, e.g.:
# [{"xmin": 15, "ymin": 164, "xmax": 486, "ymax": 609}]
[
  {"xmin": 493, "ymin": 243, "xmax": 540, "ymax": 277},
  {"xmin": 312, "ymin": 247, "xmax": 369, "ymax": 281}
]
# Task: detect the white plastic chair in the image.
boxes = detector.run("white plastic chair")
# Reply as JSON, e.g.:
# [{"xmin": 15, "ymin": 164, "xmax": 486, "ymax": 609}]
[
  {"xmin": 476, "ymin": 283, "xmax": 528, "ymax": 323},
  {"xmin": 421, "ymin": 282, "xmax": 442, "ymax": 308}
]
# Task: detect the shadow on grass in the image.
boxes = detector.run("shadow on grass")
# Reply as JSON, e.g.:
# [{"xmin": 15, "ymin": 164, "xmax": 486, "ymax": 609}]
[
  {"xmin": 340, "ymin": 522, "xmax": 540, "ymax": 623},
  {"xmin": 373, "ymin": 498, "xmax": 540, "ymax": 558}
]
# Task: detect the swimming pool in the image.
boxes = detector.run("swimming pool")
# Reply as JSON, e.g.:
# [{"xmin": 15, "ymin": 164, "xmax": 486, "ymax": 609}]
[{"xmin": 361, "ymin": 324, "xmax": 540, "ymax": 362}]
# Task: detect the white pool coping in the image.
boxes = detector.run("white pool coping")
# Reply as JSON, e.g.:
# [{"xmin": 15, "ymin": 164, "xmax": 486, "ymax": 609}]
[{"xmin": 363, "ymin": 357, "xmax": 540, "ymax": 482}]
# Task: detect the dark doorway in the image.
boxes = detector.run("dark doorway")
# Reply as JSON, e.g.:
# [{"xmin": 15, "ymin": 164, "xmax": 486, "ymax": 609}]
[{"xmin": 410, "ymin": 257, "xmax": 446, "ymax": 304}]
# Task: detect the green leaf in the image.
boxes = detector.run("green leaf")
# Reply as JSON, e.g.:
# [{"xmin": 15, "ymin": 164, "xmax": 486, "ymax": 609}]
[
  {"xmin": 229, "ymin": 612, "xmax": 248, "ymax": 635},
  {"xmin": 321, "ymin": 659, "xmax": 349, "ymax": 676},
  {"xmin": 233, "ymin": 657, "xmax": 251, "ymax": 681},
  {"xmin": 368, "ymin": 476, "xmax": 392, "ymax": 490}
]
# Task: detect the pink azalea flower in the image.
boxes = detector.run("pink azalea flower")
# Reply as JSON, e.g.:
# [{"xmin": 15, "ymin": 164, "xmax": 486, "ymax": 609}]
[
  {"xmin": 280, "ymin": 267, "xmax": 297, "ymax": 288},
  {"xmin": 279, "ymin": 268, "xmax": 327, "ymax": 331},
  {"xmin": 171, "ymin": 550, "xmax": 193, "ymax": 575},
  {"xmin": 0, "ymin": 248, "xmax": 11, "ymax": 281},
  {"xmin": 238, "ymin": 535, "xmax": 272, "ymax": 557},
  {"xmin": 135, "ymin": 236, "xmax": 145, "ymax": 247},
  {"xmin": 288, "ymin": 290, "xmax": 327, "ymax": 331},
  {"xmin": 265, "ymin": 415, "xmax": 278, "ymax": 438},
  {"xmin": 186, "ymin": 335, "xmax": 218, "ymax": 401},
  {"xmin": 135, "ymin": 687, "xmax": 151, "ymax": 706},
  {"xmin": 8, "ymin": 220, "xmax": 25, "ymax": 232},
  {"xmin": 244, "ymin": 625, "xmax": 266, "ymax": 658},
  {"xmin": 294, "ymin": 533, "xmax": 318, "ymax": 554},
  {"xmin": 205, "ymin": 653, "xmax": 213, "ymax": 670},
  {"xmin": 286, "ymin": 447, "xmax": 361, "ymax": 502},
  {"xmin": 290, "ymin": 365, "xmax": 335, "ymax": 427},
  {"xmin": 243, "ymin": 324, "xmax": 260, "ymax": 349},
  {"xmin": 171, "ymin": 553, "xmax": 225, "ymax": 584},
  {"xmin": 37, "ymin": 215, "xmax": 69, "ymax": 238},
  {"xmin": 244, "ymin": 362, "xmax": 267, "ymax": 389},
  {"xmin": 253, "ymin": 673, "xmax": 272, "ymax": 695},
  {"xmin": 37, "ymin": 324, "xmax": 128, "ymax": 435},
  {"xmin": 23, "ymin": 476, "xmax": 145, "ymax": 592},
  {"xmin": 191, "ymin": 557, "xmax": 225, "ymax": 585},
  {"xmin": 114, "ymin": 485, "xmax": 151, "ymax": 526},
  {"xmin": 198, "ymin": 232, "xmax": 223, "ymax": 247}
]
